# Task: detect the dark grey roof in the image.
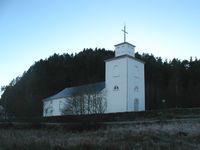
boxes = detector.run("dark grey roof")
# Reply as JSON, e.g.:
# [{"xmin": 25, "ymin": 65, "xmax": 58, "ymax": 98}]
[
  {"xmin": 105, "ymin": 54, "xmax": 145, "ymax": 64},
  {"xmin": 115, "ymin": 42, "xmax": 136, "ymax": 47},
  {"xmin": 43, "ymin": 82, "xmax": 105, "ymax": 101}
]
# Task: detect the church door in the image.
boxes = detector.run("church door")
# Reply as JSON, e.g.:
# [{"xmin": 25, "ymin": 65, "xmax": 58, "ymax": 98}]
[{"xmin": 134, "ymin": 98, "xmax": 139, "ymax": 111}]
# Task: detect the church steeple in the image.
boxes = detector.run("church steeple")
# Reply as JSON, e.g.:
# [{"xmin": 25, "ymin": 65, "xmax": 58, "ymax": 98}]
[
  {"xmin": 115, "ymin": 26, "xmax": 135, "ymax": 57},
  {"xmin": 105, "ymin": 26, "xmax": 145, "ymax": 113}
]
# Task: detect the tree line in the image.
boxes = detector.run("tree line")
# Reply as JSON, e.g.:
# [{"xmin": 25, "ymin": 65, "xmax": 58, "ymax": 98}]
[{"xmin": 1, "ymin": 48, "xmax": 200, "ymax": 118}]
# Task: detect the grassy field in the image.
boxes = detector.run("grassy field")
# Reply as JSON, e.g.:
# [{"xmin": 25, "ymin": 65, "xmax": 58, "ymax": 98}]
[{"xmin": 0, "ymin": 119, "xmax": 200, "ymax": 150}]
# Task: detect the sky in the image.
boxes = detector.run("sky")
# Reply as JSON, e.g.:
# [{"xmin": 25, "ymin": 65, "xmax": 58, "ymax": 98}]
[{"xmin": 0, "ymin": 0, "xmax": 200, "ymax": 89}]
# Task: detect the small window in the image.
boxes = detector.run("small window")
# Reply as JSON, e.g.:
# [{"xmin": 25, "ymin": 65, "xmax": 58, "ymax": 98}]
[
  {"xmin": 45, "ymin": 108, "xmax": 48, "ymax": 115},
  {"xmin": 59, "ymin": 101, "xmax": 66, "ymax": 111},
  {"xmin": 114, "ymin": 85, "xmax": 119, "ymax": 91},
  {"xmin": 134, "ymin": 86, "xmax": 139, "ymax": 92},
  {"xmin": 134, "ymin": 76, "xmax": 139, "ymax": 79},
  {"xmin": 135, "ymin": 65, "xmax": 139, "ymax": 72},
  {"xmin": 113, "ymin": 65, "xmax": 119, "ymax": 77}
]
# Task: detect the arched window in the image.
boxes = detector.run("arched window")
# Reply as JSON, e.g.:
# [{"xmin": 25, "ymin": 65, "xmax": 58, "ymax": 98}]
[
  {"xmin": 134, "ymin": 86, "xmax": 139, "ymax": 92},
  {"xmin": 113, "ymin": 65, "xmax": 119, "ymax": 77}
]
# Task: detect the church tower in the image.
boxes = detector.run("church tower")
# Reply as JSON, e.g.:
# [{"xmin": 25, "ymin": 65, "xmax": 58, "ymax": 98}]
[{"xmin": 105, "ymin": 26, "xmax": 145, "ymax": 113}]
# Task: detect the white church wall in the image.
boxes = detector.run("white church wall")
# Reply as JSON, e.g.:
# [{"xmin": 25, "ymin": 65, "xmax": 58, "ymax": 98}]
[
  {"xmin": 43, "ymin": 90, "xmax": 108, "ymax": 117},
  {"xmin": 127, "ymin": 58, "xmax": 145, "ymax": 111},
  {"xmin": 43, "ymin": 98, "xmax": 67, "ymax": 116},
  {"xmin": 43, "ymin": 100, "xmax": 53, "ymax": 117},
  {"xmin": 106, "ymin": 57, "xmax": 128, "ymax": 113}
]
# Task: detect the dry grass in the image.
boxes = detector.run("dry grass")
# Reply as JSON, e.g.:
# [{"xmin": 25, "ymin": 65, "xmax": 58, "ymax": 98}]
[{"xmin": 0, "ymin": 120, "xmax": 200, "ymax": 150}]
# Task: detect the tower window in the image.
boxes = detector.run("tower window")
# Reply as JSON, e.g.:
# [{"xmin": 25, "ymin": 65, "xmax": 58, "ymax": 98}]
[
  {"xmin": 134, "ymin": 86, "xmax": 139, "ymax": 92},
  {"xmin": 114, "ymin": 85, "xmax": 119, "ymax": 91},
  {"xmin": 113, "ymin": 65, "xmax": 119, "ymax": 77},
  {"xmin": 135, "ymin": 65, "xmax": 139, "ymax": 72}
]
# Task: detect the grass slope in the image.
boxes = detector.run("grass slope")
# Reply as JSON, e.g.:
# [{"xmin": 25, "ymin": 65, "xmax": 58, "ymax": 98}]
[{"xmin": 0, "ymin": 119, "xmax": 200, "ymax": 149}]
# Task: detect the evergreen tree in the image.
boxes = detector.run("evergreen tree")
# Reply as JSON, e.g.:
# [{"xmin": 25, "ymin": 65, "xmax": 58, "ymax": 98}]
[{"xmin": 1, "ymin": 48, "xmax": 200, "ymax": 118}]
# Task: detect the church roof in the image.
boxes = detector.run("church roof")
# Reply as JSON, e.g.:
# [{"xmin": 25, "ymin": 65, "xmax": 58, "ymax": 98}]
[
  {"xmin": 43, "ymin": 82, "xmax": 105, "ymax": 101},
  {"xmin": 105, "ymin": 54, "xmax": 145, "ymax": 64},
  {"xmin": 115, "ymin": 42, "xmax": 136, "ymax": 47}
]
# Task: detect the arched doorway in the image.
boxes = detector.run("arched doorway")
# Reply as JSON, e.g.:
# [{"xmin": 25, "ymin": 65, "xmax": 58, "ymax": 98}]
[{"xmin": 134, "ymin": 98, "xmax": 139, "ymax": 111}]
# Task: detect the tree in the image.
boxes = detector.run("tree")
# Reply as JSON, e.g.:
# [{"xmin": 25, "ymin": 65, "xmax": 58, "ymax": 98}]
[
  {"xmin": 2, "ymin": 47, "xmax": 200, "ymax": 118},
  {"xmin": 62, "ymin": 89, "xmax": 107, "ymax": 115}
]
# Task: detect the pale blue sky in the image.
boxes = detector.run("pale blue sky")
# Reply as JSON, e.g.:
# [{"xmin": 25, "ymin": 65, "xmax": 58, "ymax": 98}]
[{"xmin": 0, "ymin": 0, "xmax": 200, "ymax": 89}]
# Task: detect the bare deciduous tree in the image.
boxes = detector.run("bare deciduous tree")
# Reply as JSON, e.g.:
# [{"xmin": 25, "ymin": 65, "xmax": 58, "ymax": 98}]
[{"xmin": 62, "ymin": 89, "xmax": 107, "ymax": 115}]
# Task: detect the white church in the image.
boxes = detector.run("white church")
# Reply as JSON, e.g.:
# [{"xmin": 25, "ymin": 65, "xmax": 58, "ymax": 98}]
[{"xmin": 43, "ymin": 27, "xmax": 145, "ymax": 117}]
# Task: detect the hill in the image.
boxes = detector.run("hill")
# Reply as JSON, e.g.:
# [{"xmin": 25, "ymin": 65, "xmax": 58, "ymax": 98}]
[{"xmin": 1, "ymin": 48, "xmax": 200, "ymax": 117}]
